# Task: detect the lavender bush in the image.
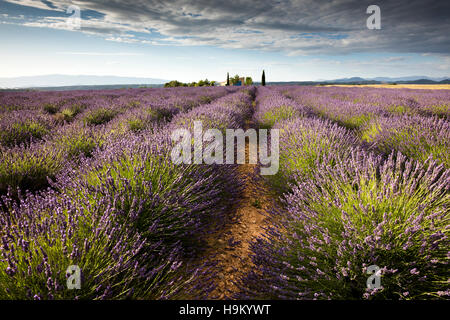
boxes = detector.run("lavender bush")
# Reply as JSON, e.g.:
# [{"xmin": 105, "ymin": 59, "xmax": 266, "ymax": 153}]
[
  {"xmin": 0, "ymin": 187, "xmax": 211, "ymax": 299},
  {"xmin": 172, "ymin": 88, "xmax": 254, "ymax": 131},
  {"xmin": 0, "ymin": 143, "xmax": 66, "ymax": 196},
  {"xmin": 253, "ymin": 87, "xmax": 311, "ymax": 128},
  {"xmin": 0, "ymin": 86, "xmax": 245, "ymax": 299},
  {"xmin": 361, "ymin": 115, "xmax": 450, "ymax": 168},
  {"xmin": 58, "ymin": 128, "xmax": 241, "ymax": 252},
  {"xmin": 239, "ymin": 151, "xmax": 449, "ymax": 300},
  {"xmin": 0, "ymin": 111, "xmax": 54, "ymax": 147},
  {"xmin": 271, "ymin": 117, "xmax": 360, "ymax": 193},
  {"xmin": 1, "ymin": 85, "xmax": 448, "ymax": 300}
]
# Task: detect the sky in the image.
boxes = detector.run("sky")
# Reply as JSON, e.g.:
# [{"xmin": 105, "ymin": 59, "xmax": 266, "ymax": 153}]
[{"xmin": 0, "ymin": 0, "xmax": 449, "ymax": 82}]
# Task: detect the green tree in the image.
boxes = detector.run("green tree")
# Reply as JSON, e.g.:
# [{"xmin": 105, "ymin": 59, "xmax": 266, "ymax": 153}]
[
  {"xmin": 164, "ymin": 79, "xmax": 216, "ymax": 88},
  {"xmin": 226, "ymin": 72, "xmax": 230, "ymax": 86},
  {"xmin": 262, "ymin": 70, "xmax": 266, "ymax": 86},
  {"xmin": 231, "ymin": 74, "xmax": 240, "ymax": 85},
  {"xmin": 245, "ymin": 77, "xmax": 253, "ymax": 85},
  {"xmin": 164, "ymin": 80, "xmax": 186, "ymax": 87}
]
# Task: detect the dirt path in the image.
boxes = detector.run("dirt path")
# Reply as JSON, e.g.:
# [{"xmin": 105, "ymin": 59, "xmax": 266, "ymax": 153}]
[{"xmin": 205, "ymin": 118, "xmax": 273, "ymax": 299}]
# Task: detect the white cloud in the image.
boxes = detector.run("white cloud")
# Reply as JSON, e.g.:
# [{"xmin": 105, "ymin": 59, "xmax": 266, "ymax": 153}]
[
  {"xmin": 56, "ymin": 51, "xmax": 144, "ymax": 56},
  {"xmin": 2, "ymin": 0, "xmax": 450, "ymax": 56}
]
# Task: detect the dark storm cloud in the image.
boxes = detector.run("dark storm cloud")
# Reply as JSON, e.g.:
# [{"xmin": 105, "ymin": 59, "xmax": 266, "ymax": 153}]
[{"xmin": 3, "ymin": 0, "xmax": 450, "ymax": 55}]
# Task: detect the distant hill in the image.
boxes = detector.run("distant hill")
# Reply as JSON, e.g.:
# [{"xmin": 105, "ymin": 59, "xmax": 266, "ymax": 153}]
[
  {"xmin": 0, "ymin": 74, "xmax": 168, "ymax": 89},
  {"xmin": 369, "ymin": 76, "xmax": 449, "ymax": 82},
  {"xmin": 0, "ymin": 84, "xmax": 164, "ymax": 92},
  {"xmin": 395, "ymin": 79, "xmax": 437, "ymax": 84},
  {"xmin": 332, "ymin": 77, "xmax": 367, "ymax": 83}
]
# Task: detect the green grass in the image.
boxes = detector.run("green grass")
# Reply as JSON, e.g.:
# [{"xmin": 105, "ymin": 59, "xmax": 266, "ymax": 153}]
[{"xmin": 251, "ymin": 199, "xmax": 262, "ymax": 209}]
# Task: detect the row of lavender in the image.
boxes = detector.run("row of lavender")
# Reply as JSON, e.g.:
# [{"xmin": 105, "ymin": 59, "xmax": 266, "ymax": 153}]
[
  {"xmin": 0, "ymin": 87, "xmax": 233, "ymax": 196},
  {"xmin": 0, "ymin": 87, "xmax": 230, "ymax": 147},
  {"xmin": 284, "ymin": 86, "xmax": 449, "ymax": 167},
  {"xmin": 238, "ymin": 86, "xmax": 449, "ymax": 299},
  {"xmin": 283, "ymin": 86, "xmax": 450, "ymax": 119},
  {"xmin": 0, "ymin": 87, "xmax": 255, "ymax": 299}
]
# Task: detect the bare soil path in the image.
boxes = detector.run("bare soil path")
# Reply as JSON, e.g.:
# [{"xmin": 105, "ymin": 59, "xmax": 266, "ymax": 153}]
[{"xmin": 204, "ymin": 115, "xmax": 274, "ymax": 299}]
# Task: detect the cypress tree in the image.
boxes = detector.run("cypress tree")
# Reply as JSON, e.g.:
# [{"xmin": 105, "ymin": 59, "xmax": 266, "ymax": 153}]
[
  {"xmin": 226, "ymin": 72, "xmax": 230, "ymax": 86},
  {"xmin": 262, "ymin": 70, "xmax": 266, "ymax": 86}
]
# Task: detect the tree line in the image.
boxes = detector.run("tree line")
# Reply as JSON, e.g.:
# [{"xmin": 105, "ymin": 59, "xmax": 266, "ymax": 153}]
[
  {"xmin": 225, "ymin": 73, "xmax": 253, "ymax": 86},
  {"xmin": 164, "ymin": 79, "xmax": 217, "ymax": 87},
  {"xmin": 164, "ymin": 70, "xmax": 266, "ymax": 87}
]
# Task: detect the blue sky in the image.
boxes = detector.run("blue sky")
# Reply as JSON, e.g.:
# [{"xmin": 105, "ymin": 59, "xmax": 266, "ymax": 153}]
[{"xmin": 0, "ymin": 0, "xmax": 449, "ymax": 82}]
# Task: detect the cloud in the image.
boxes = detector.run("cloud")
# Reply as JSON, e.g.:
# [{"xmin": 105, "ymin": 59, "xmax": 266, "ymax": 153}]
[
  {"xmin": 2, "ymin": 0, "xmax": 450, "ymax": 56},
  {"xmin": 437, "ymin": 56, "xmax": 450, "ymax": 70},
  {"xmin": 383, "ymin": 57, "xmax": 406, "ymax": 63},
  {"xmin": 56, "ymin": 51, "xmax": 144, "ymax": 56}
]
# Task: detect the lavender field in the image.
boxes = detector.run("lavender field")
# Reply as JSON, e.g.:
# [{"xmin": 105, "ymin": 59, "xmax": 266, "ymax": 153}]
[{"xmin": 0, "ymin": 85, "xmax": 448, "ymax": 300}]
